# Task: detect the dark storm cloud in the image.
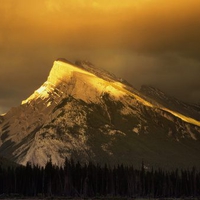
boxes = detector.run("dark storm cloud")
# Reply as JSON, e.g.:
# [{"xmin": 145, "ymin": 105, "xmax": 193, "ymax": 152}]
[{"xmin": 1, "ymin": 0, "xmax": 200, "ymax": 113}]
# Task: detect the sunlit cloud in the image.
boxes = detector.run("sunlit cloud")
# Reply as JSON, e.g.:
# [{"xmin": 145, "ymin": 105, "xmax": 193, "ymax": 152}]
[{"xmin": 0, "ymin": 0, "xmax": 200, "ymax": 113}]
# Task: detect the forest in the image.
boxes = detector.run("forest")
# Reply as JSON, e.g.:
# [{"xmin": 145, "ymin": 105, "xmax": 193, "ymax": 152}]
[{"xmin": 0, "ymin": 158, "xmax": 200, "ymax": 198}]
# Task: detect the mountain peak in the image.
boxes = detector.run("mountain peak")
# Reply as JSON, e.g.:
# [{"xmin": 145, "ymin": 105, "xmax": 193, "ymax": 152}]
[
  {"xmin": 21, "ymin": 59, "xmax": 127, "ymax": 105},
  {"xmin": 140, "ymin": 85, "xmax": 165, "ymax": 95},
  {"xmin": 1, "ymin": 58, "xmax": 200, "ymax": 168},
  {"xmin": 51, "ymin": 58, "xmax": 132, "ymax": 88},
  {"xmin": 56, "ymin": 58, "xmax": 74, "ymax": 64},
  {"xmin": 75, "ymin": 59, "xmax": 119, "ymax": 82},
  {"xmin": 75, "ymin": 60, "xmax": 95, "ymax": 68}
]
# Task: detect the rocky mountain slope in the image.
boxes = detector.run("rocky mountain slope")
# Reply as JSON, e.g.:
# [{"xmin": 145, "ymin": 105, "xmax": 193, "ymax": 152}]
[{"xmin": 0, "ymin": 59, "xmax": 200, "ymax": 169}]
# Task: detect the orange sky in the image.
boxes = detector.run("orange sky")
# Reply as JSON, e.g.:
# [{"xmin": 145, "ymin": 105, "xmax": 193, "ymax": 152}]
[{"xmin": 1, "ymin": 0, "xmax": 200, "ymax": 113}]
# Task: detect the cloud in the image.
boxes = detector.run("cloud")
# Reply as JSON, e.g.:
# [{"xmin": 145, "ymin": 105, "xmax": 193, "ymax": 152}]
[{"xmin": 0, "ymin": 0, "xmax": 200, "ymax": 113}]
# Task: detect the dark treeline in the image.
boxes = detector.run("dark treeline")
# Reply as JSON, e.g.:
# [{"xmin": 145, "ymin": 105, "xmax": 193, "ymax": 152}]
[{"xmin": 0, "ymin": 158, "xmax": 200, "ymax": 198}]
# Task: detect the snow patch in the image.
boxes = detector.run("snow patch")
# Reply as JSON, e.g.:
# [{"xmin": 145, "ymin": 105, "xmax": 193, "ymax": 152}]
[
  {"xmin": 21, "ymin": 81, "xmax": 54, "ymax": 104},
  {"xmin": 133, "ymin": 124, "xmax": 142, "ymax": 135},
  {"xmin": 185, "ymin": 124, "xmax": 197, "ymax": 140},
  {"xmin": 101, "ymin": 143, "xmax": 113, "ymax": 156},
  {"xmin": 36, "ymin": 85, "xmax": 47, "ymax": 94},
  {"xmin": 47, "ymin": 101, "xmax": 52, "ymax": 107},
  {"xmin": 133, "ymin": 127, "xmax": 139, "ymax": 135}
]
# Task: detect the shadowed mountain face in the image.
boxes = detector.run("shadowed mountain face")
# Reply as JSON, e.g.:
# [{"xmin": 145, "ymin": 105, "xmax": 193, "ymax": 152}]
[{"xmin": 0, "ymin": 59, "xmax": 200, "ymax": 169}]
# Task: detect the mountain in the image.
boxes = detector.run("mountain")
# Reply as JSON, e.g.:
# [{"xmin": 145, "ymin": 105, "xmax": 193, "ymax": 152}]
[
  {"xmin": 0, "ymin": 59, "xmax": 200, "ymax": 169},
  {"xmin": 140, "ymin": 85, "xmax": 200, "ymax": 121}
]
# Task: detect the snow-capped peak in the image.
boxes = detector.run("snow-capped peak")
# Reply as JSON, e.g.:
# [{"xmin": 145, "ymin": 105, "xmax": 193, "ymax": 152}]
[
  {"xmin": 21, "ymin": 59, "xmax": 200, "ymax": 127},
  {"xmin": 21, "ymin": 59, "xmax": 127, "ymax": 105}
]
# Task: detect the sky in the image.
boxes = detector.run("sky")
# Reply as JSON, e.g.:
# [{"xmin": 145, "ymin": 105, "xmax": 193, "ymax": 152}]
[{"xmin": 1, "ymin": 0, "xmax": 200, "ymax": 114}]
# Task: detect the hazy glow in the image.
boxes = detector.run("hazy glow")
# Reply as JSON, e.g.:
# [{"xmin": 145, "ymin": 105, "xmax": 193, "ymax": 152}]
[{"xmin": 1, "ymin": 0, "xmax": 200, "ymax": 113}]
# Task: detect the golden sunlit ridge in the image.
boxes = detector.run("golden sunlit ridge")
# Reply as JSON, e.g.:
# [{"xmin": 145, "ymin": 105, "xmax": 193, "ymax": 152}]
[{"xmin": 22, "ymin": 60, "xmax": 200, "ymax": 128}]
